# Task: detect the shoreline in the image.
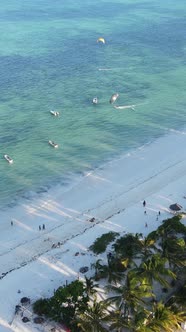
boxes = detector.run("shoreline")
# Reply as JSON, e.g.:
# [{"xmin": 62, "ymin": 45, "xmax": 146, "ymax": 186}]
[
  {"xmin": 0, "ymin": 128, "xmax": 186, "ymax": 331},
  {"xmin": 0, "ymin": 126, "xmax": 179, "ymax": 212}
]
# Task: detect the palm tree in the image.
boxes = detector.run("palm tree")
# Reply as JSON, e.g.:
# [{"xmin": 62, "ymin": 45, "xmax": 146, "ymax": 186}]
[
  {"xmin": 137, "ymin": 236, "xmax": 157, "ymax": 260},
  {"xmin": 138, "ymin": 301, "xmax": 186, "ymax": 332},
  {"xmin": 134, "ymin": 254, "xmax": 176, "ymax": 289},
  {"xmin": 108, "ymin": 309, "xmax": 132, "ymax": 332},
  {"xmin": 84, "ymin": 277, "xmax": 98, "ymax": 297},
  {"xmin": 108, "ymin": 306, "xmax": 151, "ymax": 332},
  {"xmin": 91, "ymin": 259, "xmax": 104, "ymax": 280},
  {"xmin": 75, "ymin": 296, "xmax": 109, "ymax": 332},
  {"xmin": 159, "ymin": 236, "xmax": 186, "ymax": 270},
  {"xmin": 167, "ymin": 278, "xmax": 186, "ymax": 312},
  {"xmin": 91, "ymin": 259, "xmax": 122, "ymax": 284},
  {"xmin": 157, "ymin": 215, "xmax": 186, "ymax": 238},
  {"xmin": 112, "ymin": 233, "xmax": 143, "ymax": 272},
  {"xmin": 105, "ymin": 271, "xmax": 154, "ymax": 320},
  {"xmin": 155, "ymin": 216, "xmax": 186, "ymax": 266},
  {"xmin": 113, "ymin": 233, "xmax": 141, "ymax": 259}
]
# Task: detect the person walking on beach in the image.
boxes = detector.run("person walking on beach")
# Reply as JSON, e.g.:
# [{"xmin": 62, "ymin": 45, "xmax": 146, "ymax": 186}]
[
  {"xmin": 39, "ymin": 225, "xmax": 41, "ymax": 231},
  {"xmin": 11, "ymin": 220, "xmax": 13, "ymax": 226},
  {"xmin": 42, "ymin": 224, "xmax": 45, "ymax": 230},
  {"xmin": 145, "ymin": 222, "xmax": 148, "ymax": 227},
  {"xmin": 143, "ymin": 200, "xmax": 146, "ymax": 207}
]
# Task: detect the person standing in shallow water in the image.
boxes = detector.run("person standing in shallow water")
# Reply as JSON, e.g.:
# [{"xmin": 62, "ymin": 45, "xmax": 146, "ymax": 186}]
[{"xmin": 143, "ymin": 200, "xmax": 146, "ymax": 207}]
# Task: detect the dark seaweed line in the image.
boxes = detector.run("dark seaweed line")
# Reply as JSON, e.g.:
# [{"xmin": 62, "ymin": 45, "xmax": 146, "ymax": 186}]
[{"xmin": 0, "ymin": 212, "xmax": 117, "ymax": 280}]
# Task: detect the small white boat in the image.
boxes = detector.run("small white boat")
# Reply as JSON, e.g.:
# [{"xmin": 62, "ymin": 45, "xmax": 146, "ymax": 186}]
[
  {"xmin": 50, "ymin": 110, "xmax": 60, "ymax": 116},
  {"xmin": 4, "ymin": 154, "xmax": 13, "ymax": 164},
  {"xmin": 92, "ymin": 97, "xmax": 98, "ymax": 104},
  {"xmin": 48, "ymin": 140, "xmax": 58, "ymax": 148},
  {"xmin": 110, "ymin": 93, "xmax": 119, "ymax": 104}
]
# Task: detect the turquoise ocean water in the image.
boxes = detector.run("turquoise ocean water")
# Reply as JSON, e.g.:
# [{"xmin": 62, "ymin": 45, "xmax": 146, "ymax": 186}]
[{"xmin": 0, "ymin": 0, "xmax": 186, "ymax": 209}]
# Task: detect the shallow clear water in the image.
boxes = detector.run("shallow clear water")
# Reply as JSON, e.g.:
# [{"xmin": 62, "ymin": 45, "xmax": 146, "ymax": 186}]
[{"xmin": 0, "ymin": 0, "xmax": 186, "ymax": 207}]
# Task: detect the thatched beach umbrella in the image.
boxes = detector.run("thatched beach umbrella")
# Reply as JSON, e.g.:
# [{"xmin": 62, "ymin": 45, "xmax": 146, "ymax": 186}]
[
  {"xmin": 169, "ymin": 203, "xmax": 182, "ymax": 211},
  {"xmin": 20, "ymin": 297, "xmax": 30, "ymax": 305},
  {"xmin": 22, "ymin": 316, "xmax": 30, "ymax": 323}
]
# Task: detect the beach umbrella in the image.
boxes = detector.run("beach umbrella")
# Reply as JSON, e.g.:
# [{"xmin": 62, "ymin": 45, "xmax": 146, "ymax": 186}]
[
  {"xmin": 22, "ymin": 317, "xmax": 30, "ymax": 323},
  {"xmin": 20, "ymin": 297, "xmax": 30, "ymax": 305},
  {"xmin": 169, "ymin": 203, "xmax": 182, "ymax": 211}
]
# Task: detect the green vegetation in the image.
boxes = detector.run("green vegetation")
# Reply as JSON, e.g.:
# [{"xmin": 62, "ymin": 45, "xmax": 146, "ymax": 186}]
[
  {"xmin": 33, "ymin": 280, "xmax": 89, "ymax": 328},
  {"xmin": 89, "ymin": 231, "xmax": 119, "ymax": 254},
  {"xmin": 33, "ymin": 215, "xmax": 186, "ymax": 332}
]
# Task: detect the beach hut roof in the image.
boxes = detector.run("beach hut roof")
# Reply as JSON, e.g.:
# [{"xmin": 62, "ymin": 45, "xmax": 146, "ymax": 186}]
[{"xmin": 169, "ymin": 203, "xmax": 182, "ymax": 211}]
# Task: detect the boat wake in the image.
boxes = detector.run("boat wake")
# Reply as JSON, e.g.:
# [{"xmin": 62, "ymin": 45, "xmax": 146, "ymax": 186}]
[
  {"xmin": 114, "ymin": 102, "xmax": 147, "ymax": 110},
  {"xmin": 114, "ymin": 104, "xmax": 136, "ymax": 110},
  {"xmin": 98, "ymin": 68, "xmax": 112, "ymax": 71}
]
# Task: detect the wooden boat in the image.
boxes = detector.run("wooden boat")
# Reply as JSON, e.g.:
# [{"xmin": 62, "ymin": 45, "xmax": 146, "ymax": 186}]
[
  {"xmin": 4, "ymin": 154, "xmax": 13, "ymax": 164},
  {"xmin": 50, "ymin": 110, "xmax": 60, "ymax": 116},
  {"xmin": 48, "ymin": 140, "xmax": 58, "ymax": 148}
]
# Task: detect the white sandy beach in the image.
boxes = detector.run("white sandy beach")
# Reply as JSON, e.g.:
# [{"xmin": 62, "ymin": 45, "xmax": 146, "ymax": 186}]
[{"xmin": 0, "ymin": 128, "xmax": 186, "ymax": 332}]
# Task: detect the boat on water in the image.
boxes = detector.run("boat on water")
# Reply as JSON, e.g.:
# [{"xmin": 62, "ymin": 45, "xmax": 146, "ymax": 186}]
[
  {"xmin": 50, "ymin": 110, "xmax": 60, "ymax": 116},
  {"xmin": 92, "ymin": 97, "xmax": 98, "ymax": 104},
  {"xmin": 48, "ymin": 140, "xmax": 59, "ymax": 148},
  {"xmin": 4, "ymin": 154, "xmax": 13, "ymax": 164},
  {"xmin": 110, "ymin": 93, "xmax": 119, "ymax": 104}
]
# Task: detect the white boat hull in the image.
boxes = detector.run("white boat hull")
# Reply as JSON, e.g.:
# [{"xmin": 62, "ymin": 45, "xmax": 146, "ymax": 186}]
[
  {"xmin": 4, "ymin": 154, "xmax": 13, "ymax": 164},
  {"xmin": 48, "ymin": 140, "xmax": 58, "ymax": 148},
  {"xmin": 50, "ymin": 111, "xmax": 60, "ymax": 116}
]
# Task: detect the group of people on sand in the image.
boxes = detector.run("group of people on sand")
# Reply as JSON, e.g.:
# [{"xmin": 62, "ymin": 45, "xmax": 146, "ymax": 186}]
[
  {"xmin": 11, "ymin": 219, "xmax": 46, "ymax": 232},
  {"xmin": 143, "ymin": 200, "xmax": 161, "ymax": 228}
]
